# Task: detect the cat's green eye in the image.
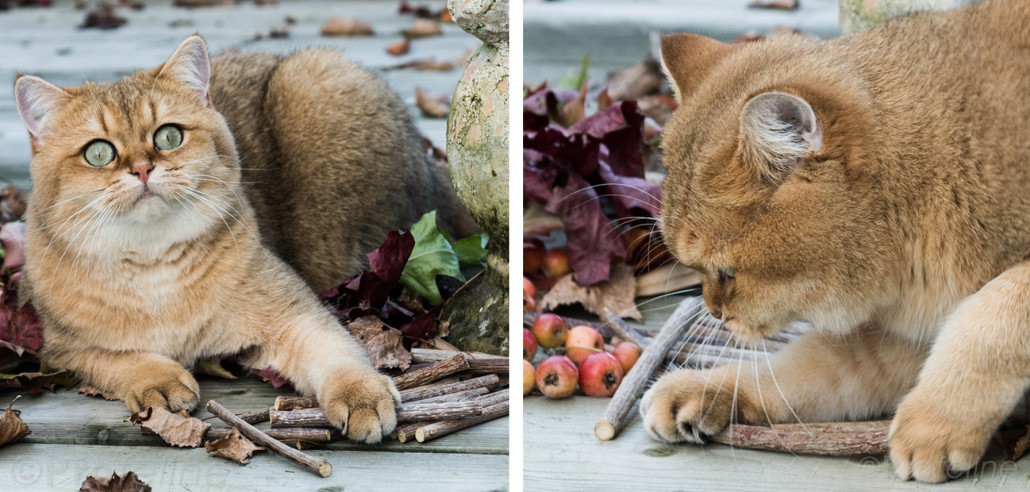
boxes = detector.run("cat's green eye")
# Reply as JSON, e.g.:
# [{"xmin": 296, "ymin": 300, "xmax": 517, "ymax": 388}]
[
  {"xmin": 84, "ymin": 140, "xmax": 116, "ymax": 167},
  {"xmin": 154, "ymin": 124, "xmax": 183, "ymax": 151}
]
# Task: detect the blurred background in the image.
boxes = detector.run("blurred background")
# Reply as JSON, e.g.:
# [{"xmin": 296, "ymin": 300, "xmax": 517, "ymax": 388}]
[{"xmin": 0, "ymin": 0, "xmax": 477, "ymax": 189}]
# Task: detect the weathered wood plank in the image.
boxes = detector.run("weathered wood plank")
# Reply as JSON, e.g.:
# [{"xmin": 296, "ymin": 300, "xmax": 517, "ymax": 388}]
[
  {"xmin": 5, "ymin": 377, "xmax": 507, "ymax": 454},
  {"xmin": 0, "ymin": 443, "xmax": 508, "ymax": 491}
]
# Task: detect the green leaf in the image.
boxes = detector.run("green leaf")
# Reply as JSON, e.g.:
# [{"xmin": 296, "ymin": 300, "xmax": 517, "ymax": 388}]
[
  {"xmin": 399, "ymin": 211, "xmax": 465, "ymax": 305},
  {"xmin": 452, "ymin": 233, "xmax": 488, "ymax": 266},
  {"xmin": 557, "ymin": 56, "xmax": 590, "ymax": 91}
]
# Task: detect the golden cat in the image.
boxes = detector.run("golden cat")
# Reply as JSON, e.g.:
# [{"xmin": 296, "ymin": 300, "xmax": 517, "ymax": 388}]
[
  {"xmin": 13, "ymin": 35, "xmax": 471, "ymax": 443},
  {"xmin": 642, "ymin": 0, "xmax": 1030, "ymax": 482}
]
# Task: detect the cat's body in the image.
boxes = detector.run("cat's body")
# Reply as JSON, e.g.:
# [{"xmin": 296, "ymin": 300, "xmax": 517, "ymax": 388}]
[
  {"xmin": 643, "ymin": 0, "xmax": 1030, "ymax": 482},
  {"xmin": 13, "ymin": 36, "xmax": 469, "ymax": 443}
]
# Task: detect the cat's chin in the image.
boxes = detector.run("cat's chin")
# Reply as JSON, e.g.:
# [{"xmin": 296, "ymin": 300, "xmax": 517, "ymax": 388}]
[{"xmin": 724, "ymin": 318, "xmax": 784, "ymax": 343}]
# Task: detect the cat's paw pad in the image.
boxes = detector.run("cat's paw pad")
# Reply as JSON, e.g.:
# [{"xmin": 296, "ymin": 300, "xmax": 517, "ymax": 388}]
[
  {"xmin": 640, "ymin": 369, "xmax": 745, "ymax": 444},
  {"xmin": 889, "ymin": 393, "xmax": 990, "ymax": 483},
  {"xmin": 323, "ymin": 372, "xmax": 400, "ymax": 444},
  {"xmin": 124, "ymin": 369, "xmax": 200, "ymax": 414}
]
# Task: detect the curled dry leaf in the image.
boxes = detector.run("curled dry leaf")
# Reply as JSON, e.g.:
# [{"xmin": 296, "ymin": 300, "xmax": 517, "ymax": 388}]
[
  {"xmin": 130, "ymin": 407, "xmax": 210, "ymax": 448},
  {"xmin": 386, "ymin": 58, "xmax": 455, "ymax": 72},
  {"xmin": 0, "ymin": 397, "xmax": 30, "ymax": 447},
  {"xmin": 606, "ymin": 57, "xmax": 663, "ymax": 102},
  {"xmin": 79, "ymin": 2, "xmax": 126, "ymax": 29},
  {"xmin": 0, "ymin": 185, "xmax": 27, "ymax": 224},
  {"xmin": 79, "ymin": 471, "xmax": 152, "ymax": 492},
  {"xmin": 1, "ymin": 221, "xmax": 26, "ymax": 273},
  {"xmin": 196, "ymin": 357, "xmax": 237, "ymax": 380},
  {"xmin": 348, "ymin": 315, "xmax": 412, "ymax": 371},
  {"xmin": 415, "ymin": 87, "xmax": 450, "ymax": 118},
  {"xmin": 321, "ymin": 16, "xmax": 374, "ymax": 36},
  {"xmin": 749, "ymin": 0, "xmax": 798, "ymax": 10},
  {"xmin": 539, "ymin": 263, "xmax": 642, "ymax": 320},
  {"xmin": 405, "ymin": 19, "xmax": 442, "ymax": 38},
  {"xmin": 204, "ymin": 427, "xmax": 264, "ymax": 465},
  {"xmin": 387, "ymin": 36, "xmax": 412, "ymax": 56},
  {"xmin": 79, "ymin": 383, "xmax": 119, "ymax": 401}
]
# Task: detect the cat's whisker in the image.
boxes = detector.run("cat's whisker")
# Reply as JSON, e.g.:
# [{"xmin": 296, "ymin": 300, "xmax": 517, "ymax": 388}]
[
  {"xmin": 37, "ymin": 194, "xmax": 108, "ymax": 267},
  {"xmin": 175, "ymin": 185, "xmax": 240, "ymax": 256},
  {"xmin": 182, "ymin": 186, "xmax": 258, "ymax": 243},
  {"xmin": 21, "ymin": 189, "xmax": 104, "ymax": 225},
  {"xmin": 761, "ymin": 339, "xmax": 809, "ymax": 432},
  {"xmin": 47, "ymin": 205, "xmax": 105, "ymax": 298}
]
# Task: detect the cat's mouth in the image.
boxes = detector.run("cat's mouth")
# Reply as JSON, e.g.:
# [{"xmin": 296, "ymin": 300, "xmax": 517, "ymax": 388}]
[{"xmin": 724, "ymin": 318, "xmax": 772, "ymax": 342}]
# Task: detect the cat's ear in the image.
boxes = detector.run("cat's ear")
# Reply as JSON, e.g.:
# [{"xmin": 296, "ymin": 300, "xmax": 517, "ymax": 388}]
[
  {"xmin": 660, "ymin": 33, "xmax": 735, "ymax": 103},
  {"xmin": 14, "ymin": 75, "xmax": 72, "ymax": 148},
  {"xmin": 157, "ymin": 34, "xmax": 211, "ymax": 106},
  {"xmin": 739, "ymin": 91, "xmax": 822, "ymax": 179}
]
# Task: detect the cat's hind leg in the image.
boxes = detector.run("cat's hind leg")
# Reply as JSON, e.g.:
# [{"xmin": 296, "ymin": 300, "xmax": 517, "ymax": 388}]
[
  {"xmin": 642, "ymin": 326, "xmax": 923, "ymax": 444},
  {"xmin": 890, "ymin": 259, "xmax": 1030, "ymax": 482}
]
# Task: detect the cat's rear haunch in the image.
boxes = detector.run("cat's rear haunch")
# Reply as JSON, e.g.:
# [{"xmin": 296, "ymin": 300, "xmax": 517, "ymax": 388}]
[
  {"xmin": 12, "ymin": 35, "xmax": 471, "ymax": 443},
  {"xmin": 644, "ymin": 0, "xmax": 1030, "ymax": 483}
]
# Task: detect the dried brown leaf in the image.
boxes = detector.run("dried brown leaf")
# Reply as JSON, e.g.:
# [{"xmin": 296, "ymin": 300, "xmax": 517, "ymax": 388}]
[
  {"xmin": 405, "ymin": 19, "xmax": 442, "ymax": 38},
  {"xmin": 415, "ymin": 87, "xmax": 450, "ymax": 118},
  {"xmin": 606, "ymin": 57, "xmax": 663, "ymax": 102},
  {"xmin": 348, "ymin": 315, "xmax": 412, "ymax": 371},
  {"xmin": 0, "ymin": 397, "xmax": 30, "ymax": 446},
  {"xmin": 539, "ymin": 263, "xmax": 642, "ymax": 320},
  {"xmin": 387, "ymin": 36, "xmax": 411, "ymax": 56},
  {"xmin": 321, "ymin": 16, "xmax": 374, "ymax": 36},
  {"xmin": 386, "ymin": 58, "xmax": 455, "ymax": 71},
  {"xmin": 749, "ymin": 0, "xmax": 798, "ymax": 10},
  {"xmin": 130, "ymin": 407, "xmax": 209, "ymax": 448},
  {"xmin": 79, "ymin": 383, "xmax": 119, "ymax": 401},
  {"xmin": 79, "ymin": 471, "xmax": 152, "ymax": 492},
  {"xmin": 0, "ymin": 185, "xmax": 27, "ymax": 224},
  {"xmin": 204, "ymin": 427, "xmax": 264, "ymax": 464},
  {"xmin": 196, "ymin": 357, "xmax": 237, "ymax": 380},
  {"xmin": 1005, "ymin": 425, "xmax": 1030, "ymax": 462}
]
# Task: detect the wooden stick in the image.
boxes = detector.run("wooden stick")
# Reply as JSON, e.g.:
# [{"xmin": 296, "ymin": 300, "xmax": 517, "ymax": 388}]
[
  {"xmin": 392, "ymin": 354, "xmax": 470, "ymax": 390},
  {"xmin": 236, "ymin": 407, "xmax": 271, "ymax": 424},
  {"xmin": 395, "ymin": 422, "xmax": 424, "ymax": 443},
  {"xmin": 595, "ymin": 298, "xmax": 705, "ymax": 441},
  {"xmin": 206, "ymin": 426, "xmax": 341, "ymax": 443},
  {"xmin": 415, "ymin": 401, "xmax": 509, "ymax": 443},
  {"xmin": 600, "ymin": 309, "xmax": 650, "ymax": 348},
  {"xmin": 270, "ymin": 401, "xmax": 483, "ymax": 428},
  {"xmin": 418, "ymin": 387, "xmax": 489, "ymax": 403},
  {"xmin": 400, "ymin": 374, "xmax": 500, "ymax": 402},
  {"xmin": 206, "ymin": 400, "xmax": 332, "ymax": 478},
  {"xmin": 709, "ymin": 421, "xmax": 890, "ymax": 456},
  {"xmin": 410, "ymin": 349, "xmax": 509, "ymax": 375},
  {"xmin": 274, "ymin": 396, "xmax": 317, "ymax": 411},
  {"xmin": 475, "ymin": 389, "xmax": 509, "ymax": 408}
]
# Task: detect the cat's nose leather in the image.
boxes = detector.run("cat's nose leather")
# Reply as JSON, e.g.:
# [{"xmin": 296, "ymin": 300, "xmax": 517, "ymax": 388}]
[
  {"xmin": 132, "ymin": 162, "xmax": 154, "ymax": 184},
  {"xmin": 710, "ymin": 308, "xmax": 723, "ymax": 319}
]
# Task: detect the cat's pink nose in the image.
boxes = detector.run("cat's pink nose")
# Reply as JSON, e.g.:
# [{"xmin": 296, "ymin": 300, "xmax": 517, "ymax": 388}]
[
  {"xmin": 710, "ymin": 308, "xmax": 723, "ymax": 319},
  {"xmin": 132, "ymin": 162, "xmax": 154, "ymax": 184}
]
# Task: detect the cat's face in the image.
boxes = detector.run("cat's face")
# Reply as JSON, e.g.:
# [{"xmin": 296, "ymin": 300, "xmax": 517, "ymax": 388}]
[
  {"xmin": 15, "ymin": 35, "xmax": 239, "ymax": 255},
  {"xmin": 659, "ymin": 34, "xmax": 889, "ymax": 340}
]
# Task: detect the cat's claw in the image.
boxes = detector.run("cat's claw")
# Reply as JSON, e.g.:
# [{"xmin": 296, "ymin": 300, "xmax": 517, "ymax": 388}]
[
  {"xmin": 640, "ymin": 368, "xmax": 745, "ymax": 444},
  {"xmin": 322, "ymin": 371, "xmax": 400, "ymax": 444},
  {"xmin": 889, "ymin": 392, "xmax": 990, "ymax": 483},
  {"xmin": 123, "ymin": 369, "xmax": 200, "ymax": 414}
]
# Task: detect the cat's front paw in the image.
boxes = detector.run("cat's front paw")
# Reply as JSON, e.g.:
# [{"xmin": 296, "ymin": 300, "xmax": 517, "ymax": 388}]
[
  {"xmin": 889, "ymin": 391, "xmax": 991, "ymax": 483},
  {"xmin": 122, "ymin": 366, "xmax": 200, "ymax": 414},
  {"xmin": 640, "ymin": 367, "xmax": 757, "ymax": 444},
  {"xmin": 322, "ymin": 371, "xmax": 400, "ymax": 444}
]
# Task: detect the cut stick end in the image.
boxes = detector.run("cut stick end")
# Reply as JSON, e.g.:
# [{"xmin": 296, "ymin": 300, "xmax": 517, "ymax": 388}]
[
  {"xmin": 595, "ymin": 421, "xmax": 615, "ymax": 441},
  {"xmin": 415, "ymin": 428, "xmax": 426, "ymax": 443},
  {"xmin": 318, "ymin": 461, "xmax": 333, "ymax": 478}
]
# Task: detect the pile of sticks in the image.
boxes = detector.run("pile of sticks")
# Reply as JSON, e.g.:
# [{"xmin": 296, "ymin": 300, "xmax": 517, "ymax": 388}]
[{"xmin": 204, "ymin": 350, "xmax": 509, "ymax": 477}]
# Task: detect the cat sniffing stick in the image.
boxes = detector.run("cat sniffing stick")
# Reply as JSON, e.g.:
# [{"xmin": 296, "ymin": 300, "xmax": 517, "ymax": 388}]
[
  {"xmin": 13, "ymin": 35, "xmax": 471, "ymax": 444},
  {"xmin": 642, "ymin": 0, "xmax": 1030, "ymax": 483}
]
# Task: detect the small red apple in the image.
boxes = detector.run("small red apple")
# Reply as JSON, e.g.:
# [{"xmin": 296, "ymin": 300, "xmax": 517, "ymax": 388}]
[
  {"xmin": 523, "ymin": 328, "xmax": 538, "ymax": 361},
  {"xmin": 532, "ymin": 313, "xmax": 568, "ymax": 349},
  {"xmin": 579, "ymin": 352, "xmax": 624, "ymax": 397},
  {"xmin": 612, "ymin": 341, "xmax": 642, "ymax": 373},
  {"xmin": 535, "ymin": 355, "xmax": 578, "ymax": 399},
  {"xmin": 523, "ymin": 277, "xmax": 537, "ymax": 311},
  {"xmin": 524, "ymin": 240, "xmax": 545, "ymax": 274},
  {"xmin": 523, "ymin": 360, "xmax": 536, "ymax": 396},
  {"xmin": 564, "ymin": 325, "xmax": 603, "ymax": 365},
  {"xmin": 543, "ymin": 248, "xmax": 571, "ymax": 277}
]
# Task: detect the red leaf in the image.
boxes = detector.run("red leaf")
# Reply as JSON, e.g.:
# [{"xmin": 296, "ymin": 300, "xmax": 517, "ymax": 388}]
[
  {"xmin": 0, "ymin": 301, "xmax": 41, "ymax": 352},
  {"xmin": 252, "ymin": 366, "xmax": 292, "ymax": 390}
]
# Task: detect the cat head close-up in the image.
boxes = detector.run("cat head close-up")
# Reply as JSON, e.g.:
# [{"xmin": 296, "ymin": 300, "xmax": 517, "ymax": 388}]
[
  {"xmin": 14, "ymin": 35, "xmax": 238, "ymax": 257},
  {"xmin": 658, "ymin": 33, "xmax": 896, "ymax": 341}
]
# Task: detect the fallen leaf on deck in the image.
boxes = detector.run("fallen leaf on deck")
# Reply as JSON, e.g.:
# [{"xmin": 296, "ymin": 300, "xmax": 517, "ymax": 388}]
[
  {"xmin": 386, "ymin": 58, "xmax": 455, "ymax": 71},
  {"xmin": 749, "ymin": 0, "xmax": 798, "ymax": 10},
  {"xmin": 405, "ymin": 19, "xmax": 442, "ymax": 38},
  {"xmin": 252, "ymin": 366, "xmax": 292, "ymax": 389},
  {"xmin": 606, "ymin": 57, "xmax": 664, "ymax": 102},
  {"xmin": 387, "ymin": 36, "xmax": 412, "ymax": 56},
  {"xmin": 0, "ymin": 397, "xmax": 30, "ymax": 447},
  {"xmin": 204, "ymin": 427, "xmax": 264, "ymax": 465},
  {"xmin": 321, "ymin": 16, "xmax": 374, "ymax": 36},
  {"xmin": 399, "ymin": 211, "xmax": 464, "ymax": 304},
  {"xmin": 415, "ymin": 87, "xmax": 450, "ymax": 118},
  {"xmin": 0, "ymin": 186, "xmax": 27, "ymax": 224},
  {"xmin": 79, "ymin": 383, "xmax": 119, "ymax": 401},
  {"xmin": 196, "ymin": 357, "xmax": 237, "ymax": 380},
  {"xmin": 130, "ymin": 407, "xmax": 210, "ymax": 448},
  {"xmin": 1, "ymin": 222, "xmax": 26, "ymax": 273},
  {"xmin": 79, "ymin": 471, "xmax": 152, "ymax": 492},
  {"xmin": 1004, "ymin": 425, "xmax": 1030, "ymax": 462},
  {"xmin": 539, "ymin": 263, "xmax": 642, "ymax": 320},
  {"xmin": 80, "ymin": 2, "xmax": 126, "ymax": 29},
  {"xmin": 347, "ymin": 315, "xmax": 412, "ymax": 371}
]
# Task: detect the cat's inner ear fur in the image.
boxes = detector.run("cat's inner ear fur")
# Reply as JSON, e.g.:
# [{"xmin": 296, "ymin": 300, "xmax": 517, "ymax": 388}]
[
  {"xmin": 13, "ymin": 75, "xmax": 71, "ymax": 148},
  {"xmin": 659, "ymin": 33, "xmax": 735, "ymax": 103},
  {"xmin": 740, "ymin": 91, "xmax": 823, "ymax": 181},
  {"xmin": 156, "ymin": 34, "xmax": 211, "ymax": 106}
]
